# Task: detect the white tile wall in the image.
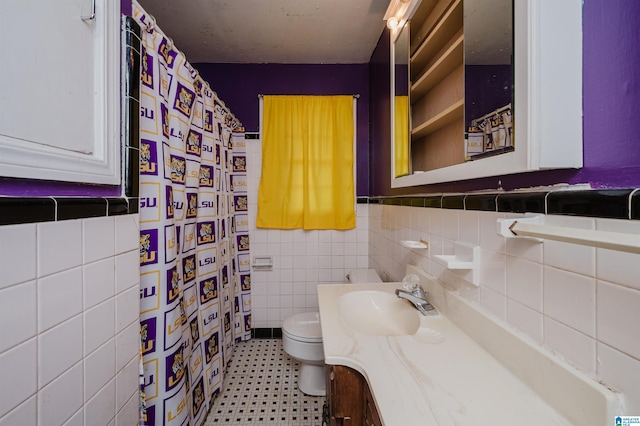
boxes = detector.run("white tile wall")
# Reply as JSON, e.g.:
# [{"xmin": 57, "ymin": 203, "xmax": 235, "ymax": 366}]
[
  {"xmin": 0, "ymin": 281, "xmax": 36, "ymax": 353},
  {"xmin": 0, "ymin": 215, "xmax": 140, "ymax": 425},
  {"xmin": 241, "ymin": 136, "xmax": 640, "ymax": 411},
  {"xmin": 369, "ymin": 204, "xmax": 640, "ymax": 413},
  {"xmin": 245, "ymin": 139, "xmax": 369, "ymax": 328}
]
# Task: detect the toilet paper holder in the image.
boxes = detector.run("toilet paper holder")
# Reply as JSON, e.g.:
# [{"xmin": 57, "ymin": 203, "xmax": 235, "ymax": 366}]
[{"xmin": 252, "ymin": 256, "xmax": 273, "ymax": 270}]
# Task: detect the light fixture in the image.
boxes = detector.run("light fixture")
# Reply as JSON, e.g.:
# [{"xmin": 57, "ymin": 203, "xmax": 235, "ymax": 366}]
[
  {"xmin": 386, "ymin": 16, "xmax": 399, "ymax": 30},
  {"xmin": 384, "ymin": 0, "xmax": 417, "ymax": 33}
]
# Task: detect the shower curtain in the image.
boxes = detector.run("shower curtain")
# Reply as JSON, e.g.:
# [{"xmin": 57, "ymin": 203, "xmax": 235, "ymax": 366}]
[{"xmin": 134, "ymin": 3, "xmax": 252, "ymax": 425}]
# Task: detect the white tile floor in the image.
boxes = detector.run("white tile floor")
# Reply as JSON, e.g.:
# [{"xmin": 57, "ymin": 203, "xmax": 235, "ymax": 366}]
[{"xmin": 204, "ymin": 339, "xmax": 325, "ymax": 425}]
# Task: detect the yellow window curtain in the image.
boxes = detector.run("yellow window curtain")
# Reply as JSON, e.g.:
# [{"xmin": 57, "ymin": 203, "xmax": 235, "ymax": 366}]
[
  {"xmin": 257, "ymin": 95, "xmax": 355, "ymax": 230},
  {"xmin": 394, "ymin": 95, "xmax": 409, "ymax": 177}
]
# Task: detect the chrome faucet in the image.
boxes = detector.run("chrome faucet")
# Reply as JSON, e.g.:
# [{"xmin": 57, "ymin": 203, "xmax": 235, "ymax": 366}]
[{"xmin": 395, "ymin": 274, "xmax": 437, "ymax": 316}]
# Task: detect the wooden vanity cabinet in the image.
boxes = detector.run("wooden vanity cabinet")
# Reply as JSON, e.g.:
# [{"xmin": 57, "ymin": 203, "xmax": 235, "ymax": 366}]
[
  {"xmin": 363, "ymin": 381, "xmax": 383, "ymax": 426},
  {"xmin": 325, "ymin": 364, "xmax": 383, "ymax": 426}
]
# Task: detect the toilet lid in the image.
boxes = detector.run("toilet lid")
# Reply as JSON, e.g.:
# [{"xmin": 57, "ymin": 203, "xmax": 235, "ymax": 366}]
[{"xmin": 282, "ymin": 312, "xmax": 323, "ymax": 343}]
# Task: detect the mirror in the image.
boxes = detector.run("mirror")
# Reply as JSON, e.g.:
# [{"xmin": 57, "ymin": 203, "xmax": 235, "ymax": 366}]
[
  {"xmin": 392, "ymin": 22, "xmax": 410, "ymax": 177},
  {"xmin": 390, "ymin": 0, "xmax": 514, "ymax": 182},
  {"xmin": 464, "ymin": 0, "xmax": 513, "ymax": 160}
]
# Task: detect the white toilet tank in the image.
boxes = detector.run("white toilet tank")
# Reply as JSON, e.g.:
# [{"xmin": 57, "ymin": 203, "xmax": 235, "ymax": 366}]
[{"xmin": 346, "ymin": 268, "xmax": 382, "ymax": 283}]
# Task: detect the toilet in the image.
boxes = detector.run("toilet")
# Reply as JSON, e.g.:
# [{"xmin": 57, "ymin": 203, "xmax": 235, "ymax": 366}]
[{"xmin": 282, "ymin": 269, "xmax": 382, "ymax": 396}]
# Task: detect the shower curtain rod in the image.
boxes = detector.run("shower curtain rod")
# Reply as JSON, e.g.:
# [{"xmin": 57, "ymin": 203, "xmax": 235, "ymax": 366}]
[
  {"xmin": 137, "ymin": 5, "xmax": 241, "ymax": 125},
  {"xmin": 258, "ymin": 94, "xmax": 360, "ymax": 98}
]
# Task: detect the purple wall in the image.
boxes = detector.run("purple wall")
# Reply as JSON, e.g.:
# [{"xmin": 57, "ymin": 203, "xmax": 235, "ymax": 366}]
[
  {"xmin": 4, "ymin": 0, "xmax": 638, "ymax": 198},
  {"xmin": 370, "ymin": 0, "xmax": 640, "ymax": 196},
  {"xmin": 465, "ymin": 65, "xmax": 512, "ymax": 129},
  {"xmin": 121, "ymin": 0, "xmax": 131, "ymax": 16},
  {"xmin": 193, "ymin": 63, "xmax": 371, "ymax": 196}
]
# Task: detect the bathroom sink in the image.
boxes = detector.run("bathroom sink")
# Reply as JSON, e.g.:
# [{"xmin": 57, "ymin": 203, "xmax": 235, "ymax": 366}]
[{"xmin": 337, "ymin": 290, "xmax": 421, "ymax": 336}]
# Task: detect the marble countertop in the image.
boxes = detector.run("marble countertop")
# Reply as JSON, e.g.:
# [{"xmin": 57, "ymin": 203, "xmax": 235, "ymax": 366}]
[{"xmin": 317, "ymin": 282, "xmax": 573, "ymax": 426}]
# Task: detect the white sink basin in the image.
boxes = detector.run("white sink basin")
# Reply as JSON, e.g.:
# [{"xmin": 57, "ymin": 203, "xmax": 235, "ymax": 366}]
[{"xmin": 337, "ymin": 290, "xmax": 421, "ymax": 336}]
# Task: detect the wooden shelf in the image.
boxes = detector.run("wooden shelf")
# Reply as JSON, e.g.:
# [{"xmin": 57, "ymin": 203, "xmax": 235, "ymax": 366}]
[
  {"xmin": 411, "ymin": 0, "xmax": 463, "ymax": 78},
  {"xmin": 405, "ymin": 0, "xmax": 465, "ymax": 176},
  {"xmin": 412, "ymin": 98, "xmax": 463, "ymax": 139},
  {"xmin": 410, "ymin": 33, "xmax": 463, "ymax": 101}
]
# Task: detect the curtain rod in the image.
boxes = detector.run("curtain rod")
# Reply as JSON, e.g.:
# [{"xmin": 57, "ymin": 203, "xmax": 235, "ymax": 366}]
[{"xmin": 258, "ymin": 94, "xmax": 360, "ymax": 99}]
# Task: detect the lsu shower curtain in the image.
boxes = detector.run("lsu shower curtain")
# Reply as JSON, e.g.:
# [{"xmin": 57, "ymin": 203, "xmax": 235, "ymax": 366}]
[{"xmin": 134, "ymin": 3, "xmax": 252, "ymax": 425}]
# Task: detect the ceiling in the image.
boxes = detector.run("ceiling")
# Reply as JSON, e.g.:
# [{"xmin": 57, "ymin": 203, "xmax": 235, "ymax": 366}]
[{"xmin": 136, "ymin": 0, "xmax": 392, "ymax": 64}]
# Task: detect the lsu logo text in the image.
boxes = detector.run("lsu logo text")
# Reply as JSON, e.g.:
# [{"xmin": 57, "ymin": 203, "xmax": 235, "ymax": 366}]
[
  {"xmin": 197, "ymin": 221, "xmax": 215, "ymax": 245},
  {"xmin": 140, "ymin": 230, "xmax": 158, "ymax": 265},
  {"xmin": 241, "ymin": 274, "xmax": 251, "ymax": 291},
  {"xmin": 192, "ymin": 377, "xmax": 206, "ymax": 417},
  {"xmin": 165, "ymin": 346, "xmax": 185, "ymax": 391},
  {"xmin": 158, "ymin": 37, "xmax": 176, "ymax": 68},
  {"xmin": 168, "ymin": 155, "xmax": 186, "ymax": 184},
  {"xmin": 186, "ymin": 193, "xmax": 198, "ymax": 219},
  {"xmin": 199, "ymin": 277, "xmax": 218, "ymax": 304},
  {"xmin": 186, "ymin": 130, "xmax": 202, "ymax": 156},
  {"xmin": 140, "ymin": 140, "xmax": 158, "ymax": 175},
  {"xmin": 234, "ymin": 195, "xmax": 248, "ymax": 211},
  {"xmin": 232, "ymin": 155, "xmax": 246, "ymax": 172},
  {"xmin": 183, "ymin": 255, "xmax": 196, "ymax": 283},
  {"xmin": 140, "ymin": 317, "xmax": 157, "ymax": 355},
  {"xmin": 166, "ymin": 266, "xmax": 181, "ymax": 304},
  {"xmin": 204, "ymin": 110, "xmax": 213, "ymax": 132},
  {"xmin": 141, "ymin": 48, "xmax": 154, "ymax": 88},
  {"xmin": 161, "ymin": 103, "xmax": 170, "ymax": 138},
  {"xmin": 205, "ymin": 332, "xmax": 219, "ymax": 363},
  {"xmin": 174, "ymin": 83, "xmax": 195, "ymax": 117},
  {"xmin": 199, "ymin": 165, "xmax": 214, "ymax": 187},
  {"xmin": 166, "ymin": 186, "xmax": 174, "ymax": 218},
  {"xmin": 140, "ymin": 197, "xmax": 157, "ymax": 209}
]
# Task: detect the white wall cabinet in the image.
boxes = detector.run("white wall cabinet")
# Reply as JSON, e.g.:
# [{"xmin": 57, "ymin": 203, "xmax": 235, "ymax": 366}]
[
  {"xmin": 390, "ymin": 0, "xmax": 583, "ymax": 188},
  {"xmin": 0, "ymin": 0, "xmax": 121, "ymax": 185}
]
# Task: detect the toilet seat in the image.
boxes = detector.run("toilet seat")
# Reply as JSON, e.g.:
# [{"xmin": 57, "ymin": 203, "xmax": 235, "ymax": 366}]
[{"xmin": 282, "ymin": 312, "xmax": 323, "ymax": 343}]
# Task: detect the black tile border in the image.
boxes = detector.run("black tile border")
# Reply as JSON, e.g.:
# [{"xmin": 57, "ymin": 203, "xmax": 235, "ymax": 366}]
[
  {"xmin": 0, "ymin": 198, "xmax": 56, "ymax": 226},
  {"xmin": 0, "ymin": 197, "xmax": 138, "ymax": 226},
  {"xmin": 5, "ymin": 186, "xmax": 639, "ymax": 226},
  {"xmin": 442, "ymin": 195, "xmax": 465, "ymax": 209},
  {"xmin": 546, "ymin": 189, "xmax": 632, "ymax": 219},
  {"xmin": 0, "ymin": 17, "xmax": 141, "ymax": 228},
  {"xmin": 632, "ymin": 190, "xmax": 640, "ymax": 220},
  {"xmin": 251, "ymin": 327, "xmax": 283, "ymax": 339},
  {"xmin": 497, "ymin": 192, "xmax": 547, "ymax": 214},
  {"xmin": 367, "ymin": 188, "xmax": 640, "ymax": 220},
  {"xmin": 465, "ymin": 194, "xmax": 497, "ymax": 211}
]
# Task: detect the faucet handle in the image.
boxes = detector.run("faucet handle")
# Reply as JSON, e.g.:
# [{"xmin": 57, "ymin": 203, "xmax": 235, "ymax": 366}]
[{"xmin": 401, "ymin": 274, "xmax": 420, "ymax": 292}]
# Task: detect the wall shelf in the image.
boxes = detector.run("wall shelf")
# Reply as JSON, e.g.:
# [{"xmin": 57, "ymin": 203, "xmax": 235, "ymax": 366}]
[
  {"xmin": 410, "ymin": 33, "xmax": 464, "ymax": 100},
  {"xmin": 412, "ymin": 99, "xmax": 464, "ymax": 139},
  {"xmin": 410, "ymin": 0, "xmax": 463, "ymax": 77},
  {"xmin": 433, "ymin": 241, "xmax": 480, "ymax": 286}
]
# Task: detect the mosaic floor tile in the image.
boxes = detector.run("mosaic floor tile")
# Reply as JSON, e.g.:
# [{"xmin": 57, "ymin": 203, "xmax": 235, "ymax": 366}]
[{"xmin": 204, "ymin": 339, "xmax": 325, "ymax": 426}]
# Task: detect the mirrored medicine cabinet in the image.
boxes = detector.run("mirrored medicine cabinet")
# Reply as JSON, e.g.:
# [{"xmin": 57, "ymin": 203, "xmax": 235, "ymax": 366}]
[{"xmin": 388, "ymin": 0, "xmax": 583, "ymax": 188}]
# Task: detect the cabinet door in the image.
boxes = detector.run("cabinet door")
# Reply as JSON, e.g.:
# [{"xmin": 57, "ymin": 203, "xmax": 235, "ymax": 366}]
[
  {"xmin": 363, "ymin": 382, "xmax": 383, "ymax": 426},
  {"xmin": 0, "ymin": 0, "xmax": 121, "ymax": 184},
  {"xmin": 326, "ymin": 365, "xmax": 365, "ymax": 426}
]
